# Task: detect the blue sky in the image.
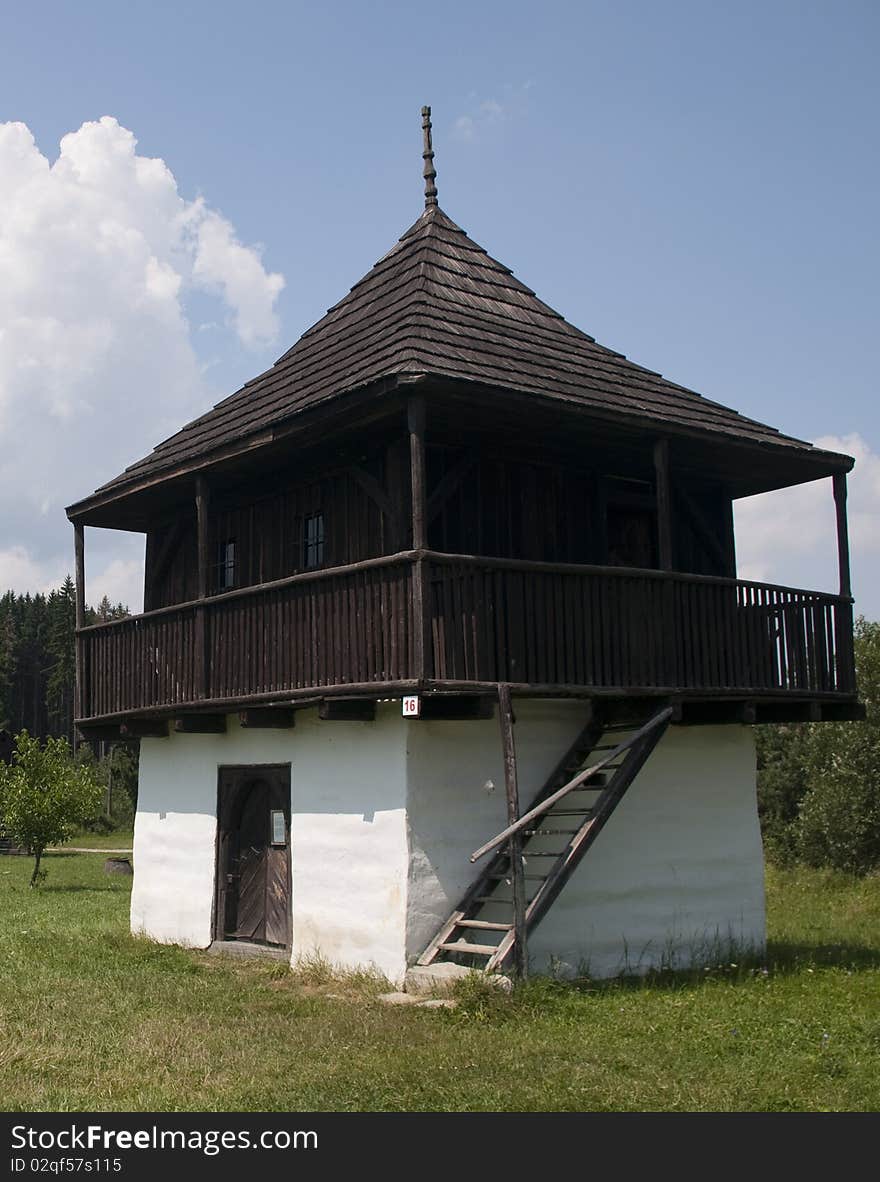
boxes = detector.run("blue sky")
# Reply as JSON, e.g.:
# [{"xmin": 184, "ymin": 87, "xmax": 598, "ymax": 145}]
[{"xmin": 0, "ymin": 0, "xmax": 877, "ymax": 613}]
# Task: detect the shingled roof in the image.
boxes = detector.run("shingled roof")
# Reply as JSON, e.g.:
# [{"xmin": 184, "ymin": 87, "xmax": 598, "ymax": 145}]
[{"xmin": 85, "ymin": 202, "xmax": 849, "ymax": 505}]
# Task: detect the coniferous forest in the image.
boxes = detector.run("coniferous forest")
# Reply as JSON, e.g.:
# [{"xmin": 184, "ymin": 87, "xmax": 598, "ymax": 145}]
[{"xmin": 0, "ymin": 577, "xmax": 128, "ymax": 745}]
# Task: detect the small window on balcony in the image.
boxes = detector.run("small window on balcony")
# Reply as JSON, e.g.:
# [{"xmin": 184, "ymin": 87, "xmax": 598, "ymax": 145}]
[
  {"xmin": 215, "ymin": 539, "xmax": 236, "ymax": 591},
  {"xmin": 302, "ymin": 512, "xmax": 325, "ymax": 569}
]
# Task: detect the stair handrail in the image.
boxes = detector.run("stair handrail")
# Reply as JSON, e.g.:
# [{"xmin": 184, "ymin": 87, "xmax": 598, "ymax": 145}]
[{"xmin": 470, "ymin": 706, "xmax": 674, "ymax": 863}]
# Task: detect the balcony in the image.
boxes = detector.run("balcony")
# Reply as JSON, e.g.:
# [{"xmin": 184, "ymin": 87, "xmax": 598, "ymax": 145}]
[{"xmin": 75, "ymin": 551, "xmax": 858, "ymax": 726}]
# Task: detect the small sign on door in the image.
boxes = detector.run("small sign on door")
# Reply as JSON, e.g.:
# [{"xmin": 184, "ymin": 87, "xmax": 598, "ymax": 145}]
[
  {"xmin": 270, "ymin": 810, "xmax": 286, "ymax": 845},
  {"xmin": 402, "ymin": 695, "xmax": 421, "ymax": 718}
]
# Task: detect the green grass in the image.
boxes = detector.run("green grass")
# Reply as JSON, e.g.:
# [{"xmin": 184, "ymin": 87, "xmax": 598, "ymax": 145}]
[
  {"xmin": 0, "ymin": 854, "xmax": 877, "ymax": 1111},
  {"xmin": 63, "ymin": 831, "xmax": 134, "ymax": 849}
]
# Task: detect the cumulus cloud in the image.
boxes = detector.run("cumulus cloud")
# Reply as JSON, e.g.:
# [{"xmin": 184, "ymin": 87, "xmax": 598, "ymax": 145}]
[
  {"xmin": 0, "ymin": 116, "xmax": 285, "ymax": 611},
  {"xmin": 734, "ymin": 433, "xmax": 880, "ymax": 617}
]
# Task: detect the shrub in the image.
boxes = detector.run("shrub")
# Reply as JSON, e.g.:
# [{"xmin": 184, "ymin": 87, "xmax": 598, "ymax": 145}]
[{"xmin": 756, "ymin": 617, "xmax": 880, "ymax": 874}]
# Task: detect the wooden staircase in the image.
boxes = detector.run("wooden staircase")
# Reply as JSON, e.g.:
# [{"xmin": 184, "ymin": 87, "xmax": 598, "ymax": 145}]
[{"xmin": 417, "ymin": 703, "xmax": 673, "ymax": 974}]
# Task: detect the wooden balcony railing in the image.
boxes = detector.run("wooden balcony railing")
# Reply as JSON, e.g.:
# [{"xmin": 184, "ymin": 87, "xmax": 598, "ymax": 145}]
[
  {"xmin": 75, "ymin": 551, "xmax": 856, "ymax": 722},
  {"xmin": 78, "ymin": 553, "xmax": 416, "ymax": 720},
  {"xmin": 426, "ymin": 554, "xmax": 856, "ymax": 697}
]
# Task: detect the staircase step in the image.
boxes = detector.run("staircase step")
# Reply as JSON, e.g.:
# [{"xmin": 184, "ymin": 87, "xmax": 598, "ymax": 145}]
[
  {"xmin": 547, "ymin": 809, "xmax": 594, "ymax": 818},
  {"xmin": 438, "ymin": 941, "xmax": 498, "ymax": 956},
  {"xmin": 523, "ymin": 850, "xmax": 567, "ymax": 857},
  {"xmin": 487, "ymin": 872, "xmax": 546, "ymax": 881},
  {"xmin": 522, "ymin": 828, "xmax": 578, "ymax": 836},
  {"xmin": 454, "ymin": 919, "xmax": 512, "ymax": 931}
]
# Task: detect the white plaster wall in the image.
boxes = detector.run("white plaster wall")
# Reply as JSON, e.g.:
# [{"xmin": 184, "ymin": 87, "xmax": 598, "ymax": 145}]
[
  {"xmin": 133, "ymin": 698, "xmax": 765, "ymax": 984},
  {"xmin": 285, "ymin": 702, "xmax": 408, "ymax": 982},
  {"xmin": 131, "ymin": 703, "xmax": 410, "ymax": 982},
  {"xmin": 405, "ymin": 705, "xmax": 765, "ymax": 978}
]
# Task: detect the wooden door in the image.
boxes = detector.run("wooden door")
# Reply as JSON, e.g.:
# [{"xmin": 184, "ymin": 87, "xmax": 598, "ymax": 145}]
[{"xmin": 216, "ymin": 765, "xmax": 291, "ymax": 947}]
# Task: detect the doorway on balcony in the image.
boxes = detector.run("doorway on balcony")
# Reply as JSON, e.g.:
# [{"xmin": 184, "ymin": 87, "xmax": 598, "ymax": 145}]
[{"xmin": 215, "ymin": 765, "xmax": 291, "ymax": 953}]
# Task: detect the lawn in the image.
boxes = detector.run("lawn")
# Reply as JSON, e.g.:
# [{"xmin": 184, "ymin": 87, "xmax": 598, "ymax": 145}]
[
  {"xmin": 0, "ymin": 851, "xmax": 877, "ymax": 1111},
  {"xmin": 64, "ymin": 830, "xmax": 134, "ymax": 850}
]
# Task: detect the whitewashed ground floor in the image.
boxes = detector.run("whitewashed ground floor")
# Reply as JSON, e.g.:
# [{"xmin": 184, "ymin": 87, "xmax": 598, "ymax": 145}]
[{"xmin": 130, "ymin": 700, "xmax": 765, "ymax": 983}]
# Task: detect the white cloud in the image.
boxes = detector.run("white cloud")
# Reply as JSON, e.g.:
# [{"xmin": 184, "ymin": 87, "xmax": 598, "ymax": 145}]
[
  {"xmin": 0, "ymin": 116, "xmax": 285, "ymax": 610},
  {"xmin": 191, "ymin": 205, "xmax": 284, "ymax": 347},
  {"xmin": 0, "ymin": 546, "xmax": 68, "ymax": 596},
  {"xmin": 734, "ymin": 433, "xmax": 880, "ymax": 618},
  {"xmin": 89, "ymin": 556, "xmax": 146, "ymax": 612},
  {"xmin": 452, "ymin": 98, "xmax": 505, "ymax": 142}
]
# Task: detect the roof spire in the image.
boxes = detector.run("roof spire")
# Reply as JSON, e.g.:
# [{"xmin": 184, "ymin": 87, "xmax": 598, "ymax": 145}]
[{"xmin": 421, "ymin": 105, "xmax": 438, "ymax": 208}]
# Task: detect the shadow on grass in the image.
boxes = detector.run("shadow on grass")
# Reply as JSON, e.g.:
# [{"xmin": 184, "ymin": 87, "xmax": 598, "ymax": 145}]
[
  {"xmin": 765, "ymin": 939, "xmax": 880, "ymax": 971},
  {"xmin": 546, "ymin": 940, "xmax": 880, "ymax": 997}
]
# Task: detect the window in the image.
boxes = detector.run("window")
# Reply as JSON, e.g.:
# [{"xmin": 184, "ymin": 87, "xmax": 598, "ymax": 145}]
[
  {"xmin": 215, "ymin": 539, "xmax": 236, "ymax": 591},
  {"xmin": 302, "ymin": 512, "xmax": 325, "ymax": 569}
]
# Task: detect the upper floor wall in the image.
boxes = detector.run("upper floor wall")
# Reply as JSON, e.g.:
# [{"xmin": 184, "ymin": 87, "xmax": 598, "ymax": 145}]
[{"xmin": 144, "ymin": 435, "xmax": 735, "ymax": 610}]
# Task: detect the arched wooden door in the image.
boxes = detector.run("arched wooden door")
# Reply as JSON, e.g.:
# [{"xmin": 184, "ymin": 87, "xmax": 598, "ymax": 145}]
[{"xmin": 216, "ymin": 765, "xmax": 291, "ymax": 948}]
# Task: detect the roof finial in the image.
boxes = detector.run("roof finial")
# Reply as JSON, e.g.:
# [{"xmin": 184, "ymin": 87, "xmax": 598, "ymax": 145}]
[{"xmin": 421, "ymin": 105, "xmax": 438, "ymax": 208}]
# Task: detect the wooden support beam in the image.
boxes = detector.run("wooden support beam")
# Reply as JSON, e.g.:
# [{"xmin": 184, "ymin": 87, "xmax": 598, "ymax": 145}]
[
  {"xmin": 833, "ymin": 473, "xmax": 852, "ymax": 600},
  {"xmin": 721, "ymin": 494, "xmax": 737, "ymax": 578},
  {"xmin": 147, "ymin": 518, "xmax": 187, "ymax": 607},
  {"xmin": 653, "ymin": 438, "xmax": 673, "ymax": 571},
  {"xmin": 173, "ymin": 715, "xmax": 227, "ymax": 734},
  {"xmin": 74, "ymin": 523, "xmax": 86, "ymax": 630},
  {"xmin": 348, "ymin": 465, "xmax": 401, "ymax": 547},
  {"xmin": 196, "ymin": 476, "xmax": 210, "ymax": 600},
  {"xmin": 676, "ymin": 699, "xmax": 759, "ymax": 726},
  {"xmin": 740, "ymin": 701, "xmax": 758, "ymax": 725},
  {"xmin": 753, "ymin": 701, "xmax": 819, "ymax": 725},
  {"xmin": 239, "ymin": 707, "xmax": 296, "ymax": 729},
  {"xmin": 408, "ymin": 395, "xmax": 432, "ymax": 684},
  {"xmin": 77, "ymin": 724, "xmax": 123, "ymax": 744},
  {"xmin": 73, "ymin": 522, "xmax": 86, "ymax": 730},
  {"xmin": 426, "ymin": 451, "xmax": 477, "ymax": 524},
  {"xmin": 820, "ymin": 700, "xmax": 866, "ymax": 723},
  {"xmin": 319, "ymin": 699, "xmax": 377, "ymax": 722},
  {"xmin": 498, "ymin": 685, "xmax": 528, "ymax": 980},
  {"xmin": 417, "ymin": 695, "xmax": 495, "ymax": 721},
  {"xmin": 676, "ymin": 484, "xmax": 728, "ymax": 572},
  {"xmin": 120, "ymin": 719, "xmax": 169, "ymax": 739},
  {"xmin": 195, "ymin": 477, "xmax": 211, "ymax": 700},
  {"xmin": 408, "ymin": 396, "xmax": 427, "ymax": 550}
]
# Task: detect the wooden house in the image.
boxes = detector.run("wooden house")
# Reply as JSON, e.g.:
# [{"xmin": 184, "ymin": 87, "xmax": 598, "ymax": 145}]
[{"xmin": 67, "ymin": 110, "xmax": 860, "ymax": 982}]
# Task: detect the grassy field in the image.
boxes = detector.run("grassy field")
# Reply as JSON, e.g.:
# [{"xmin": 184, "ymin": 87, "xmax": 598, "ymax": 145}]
[
  {"xmin": 0, "ymin": 851, "xmax": 877, "ymax": 1111},
  {"xmin": 64, "ymin": 831, "xmax": 134, "ymax": 850}
]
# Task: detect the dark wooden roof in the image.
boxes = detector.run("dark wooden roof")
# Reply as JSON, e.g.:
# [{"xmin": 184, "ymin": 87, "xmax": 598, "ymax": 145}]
[{"xmin": 71, "ymin": 204, "xmax": 851, "ymax": 514}]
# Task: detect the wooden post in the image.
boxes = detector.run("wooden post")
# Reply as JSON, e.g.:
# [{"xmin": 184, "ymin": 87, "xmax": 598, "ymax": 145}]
[
  {"xmin": 722, "ymin": 494, "xmax": 737, "ymax": 579},
  {"xmin": 653, "ymin": 438, "xmax": 673, "ymax": 571},
  {"xmin": 196, "ymin": 476, "xmax": 210, "ymax": 601},
  {"xmin": 408, "ymin": 396, "xmax": 431, "ymax": 683},
  {"xmin": 73, "ymin": 522, "xmax": 86, "ymax": 733},
  {"xmin": 74, "ymin": 523, "xmax": 86, "ymax": 630},
  {"xmin": 833, "ymin": 473, "xmax": 852, "ymax": 600},
  {"xmin": 498, "ymin": 684, "xmax": 528, "ymax": 979},
  {"xmin": 195, "ymin": 477, "xmax": 210, "ymax": 699}
]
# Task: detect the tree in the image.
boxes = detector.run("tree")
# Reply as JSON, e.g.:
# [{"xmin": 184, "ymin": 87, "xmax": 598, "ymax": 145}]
[
  {"xmin": 46, "ymin": 577, "xmax": 77, "ymax": 745},
  {"xmin": 756, "ymin": 616, "xmax": 880, "ymax": 873},
  {"xmin": 0, "ymin": 731, "xmax": 103, "ymax": 885}
]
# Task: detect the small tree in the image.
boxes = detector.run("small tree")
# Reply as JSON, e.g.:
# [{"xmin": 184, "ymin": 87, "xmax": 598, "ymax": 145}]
[{"xmin": 0, "ymin": 731, "xmax": 103, "ymax": 885}]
